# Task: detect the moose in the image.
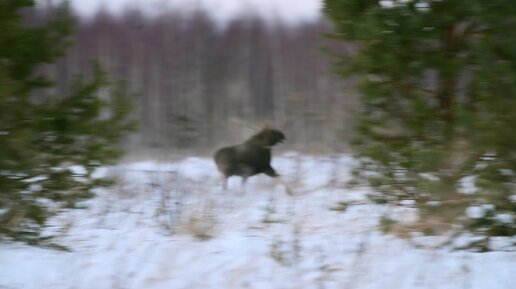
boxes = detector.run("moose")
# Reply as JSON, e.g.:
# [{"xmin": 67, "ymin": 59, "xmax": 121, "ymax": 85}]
[{"xmin": 214, "ymin": 127, "xmax": 291, "ymax": 194}]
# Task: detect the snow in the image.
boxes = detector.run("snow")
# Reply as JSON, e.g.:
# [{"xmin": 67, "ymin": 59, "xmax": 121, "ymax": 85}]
[
  {"xmin": 495, "ymin": 213, "xmax": 513, "ymax": 224},
  {"xmin": 466, "ymin": 206, "xmax": 486, "ymax": 219},
  {"xmin": 1, "ymin": 153, "xmax": 515, "ymax": 289},
  {"xmin": 458, "ymin": 175, "xmax": 478, "ymax": 195}
]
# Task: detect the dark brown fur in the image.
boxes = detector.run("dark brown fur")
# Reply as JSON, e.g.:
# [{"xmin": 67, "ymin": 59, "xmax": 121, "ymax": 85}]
[{"xmin": 214, "ymin": 128, "xmax": 286, "ymax": 189}]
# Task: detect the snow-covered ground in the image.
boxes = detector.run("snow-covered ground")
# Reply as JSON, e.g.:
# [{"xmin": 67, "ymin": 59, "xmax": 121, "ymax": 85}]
[{"xmin": 1, "ymin": 153, "xmax": 515, "ymax": 289}]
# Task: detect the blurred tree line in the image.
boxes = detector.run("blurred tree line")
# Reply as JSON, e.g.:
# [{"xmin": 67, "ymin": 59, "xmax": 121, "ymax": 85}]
[
  {"xmin": 325, "ymin": 0, "xmax": 515, "ymax": 250},
  {"xmin": 0, "ymin": 0, "xmax": 134, "ymax": 245},
  {"xmin": 37, "ymin": 5, "xmax": 358, "ymax": 153}
]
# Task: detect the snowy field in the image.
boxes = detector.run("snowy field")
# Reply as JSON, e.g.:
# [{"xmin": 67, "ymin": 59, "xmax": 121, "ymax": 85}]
[{"xmin": 1, "ymin": 153, "xmax": 514, "ymax": 289}]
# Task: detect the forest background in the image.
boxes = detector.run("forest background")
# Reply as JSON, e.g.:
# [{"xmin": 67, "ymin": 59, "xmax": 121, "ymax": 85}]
[{"xmin": 34, "ymin": 3, "xmax": 357, "ymax": 155}]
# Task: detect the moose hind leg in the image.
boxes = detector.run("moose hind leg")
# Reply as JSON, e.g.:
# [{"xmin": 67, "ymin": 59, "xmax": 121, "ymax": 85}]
[
  {"xmin": 240, "ymin": 176, "xmax": 249, "ymax": 194},
  {"xmin": 263, "ymin": 167, "xmax": 279, "ymax": 178},
  {"xmin": 221, "ymin": 175, "xmax": 228, "ymax": 190}
]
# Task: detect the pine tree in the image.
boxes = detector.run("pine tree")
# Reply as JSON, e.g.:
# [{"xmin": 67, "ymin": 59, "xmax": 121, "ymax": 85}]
[
  {"xmin": 324, "ymin": 0, "xmax": 515, "ymax": 249},
  {"xmin": 0, "ymin": 0, "xmax": 134, "ymax": 245}
]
